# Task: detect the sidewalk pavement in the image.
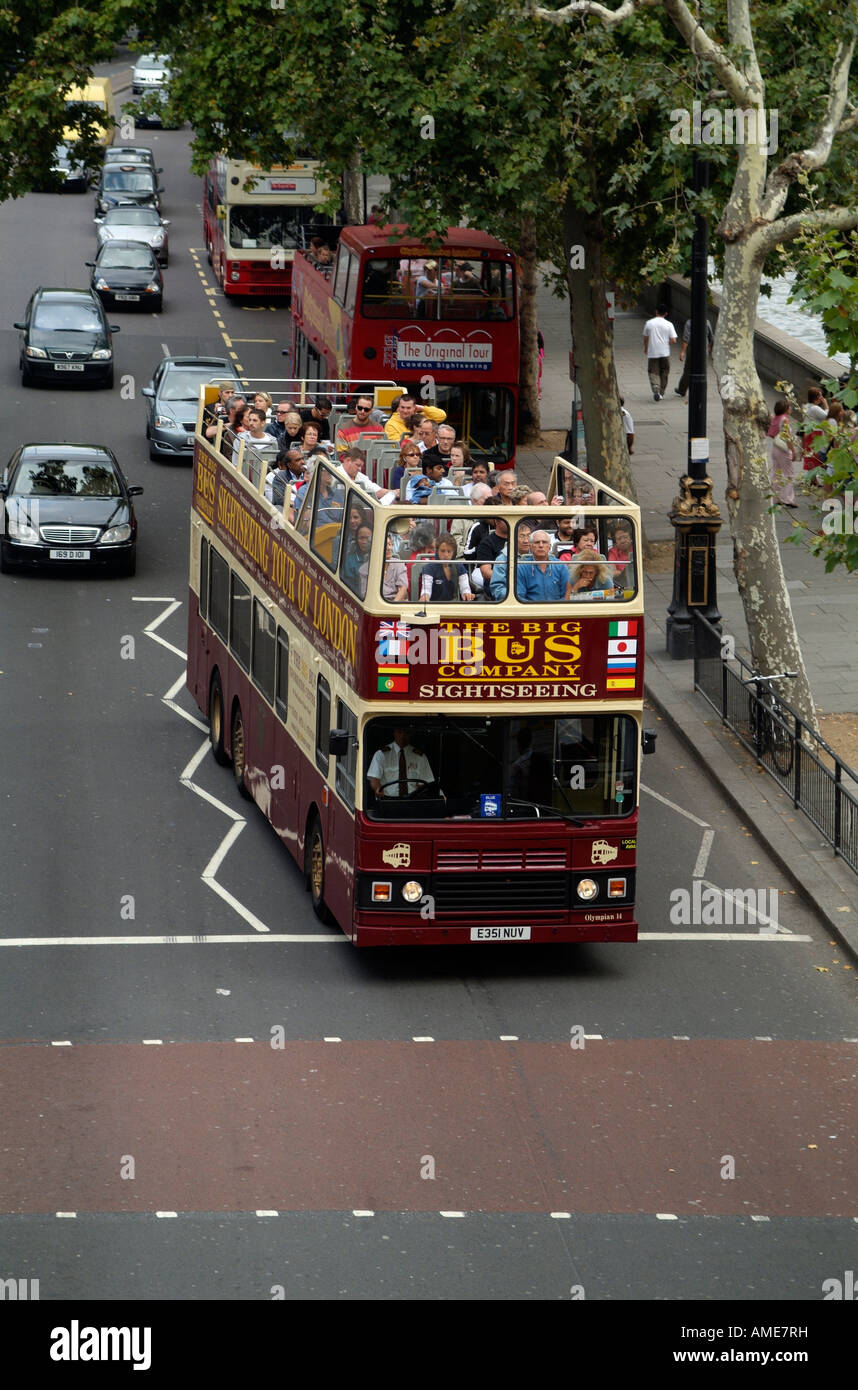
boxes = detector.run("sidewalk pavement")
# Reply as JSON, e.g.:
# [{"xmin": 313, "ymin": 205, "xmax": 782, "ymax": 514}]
[{"xmin": 513, "ymin": 282, "xmax": 858, "ymax": 957}]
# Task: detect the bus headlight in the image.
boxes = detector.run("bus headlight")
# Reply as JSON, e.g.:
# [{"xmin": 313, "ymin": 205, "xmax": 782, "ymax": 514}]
[
  {"xmin": 576, "ymin": 878, "xmax": 599, "ymax": 901},
  {"xmin": 401, "ymin": 880, "xmax": 423, "ymax": 903}
]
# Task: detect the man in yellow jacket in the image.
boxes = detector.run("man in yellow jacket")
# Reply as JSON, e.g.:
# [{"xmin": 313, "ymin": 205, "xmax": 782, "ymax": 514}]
[{"xmin": 384, "ymin": 392, "xmax": 447, "ymax": 442}]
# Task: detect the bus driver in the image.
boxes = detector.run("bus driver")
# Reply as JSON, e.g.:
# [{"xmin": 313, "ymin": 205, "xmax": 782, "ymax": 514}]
[{"xmin": 368, "ymin": 726, "xmax": 436, "ymax": 798}]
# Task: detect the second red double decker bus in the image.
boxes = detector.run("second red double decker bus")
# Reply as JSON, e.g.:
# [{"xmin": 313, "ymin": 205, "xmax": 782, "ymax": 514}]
[{"xmin": 289, "ymin": 225, "xmax": 520, "ymax": 465}]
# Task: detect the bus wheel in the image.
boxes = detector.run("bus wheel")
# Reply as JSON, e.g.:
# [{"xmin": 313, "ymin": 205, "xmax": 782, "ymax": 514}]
[
  {"xmin": 231, "ymin": 703, "xmax": 251, "ymax": 799},
  {"xmin": 307, "ymin": 816, "xmax": 334, "ymax": 924},
  {"xmin": 206, "ymin": 239, "xmax": 212, "ymax": 266},
  {"xmin": 209, "ymin": 672, "xmax": 229, "ymax": 765}
]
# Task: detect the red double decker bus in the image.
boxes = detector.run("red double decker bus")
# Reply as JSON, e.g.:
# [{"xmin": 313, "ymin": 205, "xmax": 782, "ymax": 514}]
[
  {"xmin": 203, "ymin": 156, "xmax": 334, "ymax": 297},
  {"xmin": 289, "ymin": 225, "xmax": 520, "ymax": 464},
  {"xmin": 187, "ymin": 380, "xmax": 651, "ymax": 946}
]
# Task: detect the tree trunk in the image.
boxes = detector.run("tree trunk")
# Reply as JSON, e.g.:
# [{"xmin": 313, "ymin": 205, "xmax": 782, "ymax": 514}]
[
  {"xmin": 517, "ymin": 214, "xmax": 541, "ymax": 444},
  {"xmin": 343, "ymin": 150, "xmax": 363, "ymax": 224},
  {"xmin": 715, "ymin": 238, "xmax": 817, "ymax": 729},
  {"xmin": 563, "ymin": 193, "xmax": 638, "ymax": 501}
]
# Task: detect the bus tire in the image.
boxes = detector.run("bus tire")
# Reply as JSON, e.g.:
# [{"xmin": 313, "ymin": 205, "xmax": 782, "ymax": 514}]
[
  {"xmin": 209, "ymin": 671, "xmax": 229, "ymax": 766},
  {"xmin": 231, "ymin": 702, "xmax": 251, "ymax": 799},
  {"xmin": 306, "ymin": 815, "xmax": 334, "ymax": 924}
]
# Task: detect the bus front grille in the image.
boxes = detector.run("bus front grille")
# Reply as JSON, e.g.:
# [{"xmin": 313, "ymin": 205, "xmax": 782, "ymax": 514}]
[{"xmin": 431, "ymin": 872, "xmax": 568, "ymax": 912}]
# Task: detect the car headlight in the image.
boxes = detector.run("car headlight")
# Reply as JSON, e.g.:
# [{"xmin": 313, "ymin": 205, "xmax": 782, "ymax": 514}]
[
  {"xmin": 154, "ymin": 413, "xmax": 178, "ymax": 428},
  {"xmin": 101, "ymin": 523, "xmax": 132, "ymax": 545},
  {"xmin": 151, "ymin": 232, "xmax": 164, "ymax": 245},
  {"xmin": 144, "ymin": 282, "xmax": 160, "ymax": 293},
  {"xmin": 91, "ymin": 348, "xmax": 112, "ymax": 360},
  {"xmin": 576, "ymin": 878, "xmax": 599, "ymax": 901},
  {"xmin": 94, "ymin": 277, "xmax": 110, "ymax": 290},
  {"xmin": 25, "ymin": 346, "xmax": 48, "ymax": 358},
  {"xmin": 401, "ymin": 880, "xmax": 424, "ymax": 903},
  {"xmin": 100, "ymin": 229, "xmax": 113, "ymax": 240},
  {"xmin": 8, "ymin": 516, "xmax": 39, "ymax": 543}
]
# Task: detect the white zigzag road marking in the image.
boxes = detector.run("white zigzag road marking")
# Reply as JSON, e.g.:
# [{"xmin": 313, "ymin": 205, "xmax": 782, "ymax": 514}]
[{"xmin": 135, "ymin": 597, "xmax": 276, "ymax": 938}]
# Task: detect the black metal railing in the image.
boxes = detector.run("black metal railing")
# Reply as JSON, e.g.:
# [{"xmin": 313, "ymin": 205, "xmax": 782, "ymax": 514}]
[{"xmin": 693, "ymin": 612, "xmax": 858, "ymax": 872}]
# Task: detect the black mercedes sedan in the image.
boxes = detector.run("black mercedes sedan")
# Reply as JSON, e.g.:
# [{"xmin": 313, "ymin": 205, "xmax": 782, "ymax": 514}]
[
  {"xmin": 0, "ymin": 444, "xmax": 142, "ymax": 576},
  {"xmin": 14, "ymin": 288, "xmax": 120, "ymax": 388},
  {"xmin": 86, "ymin": 241, "xmax": 164, "ymax": 312}
]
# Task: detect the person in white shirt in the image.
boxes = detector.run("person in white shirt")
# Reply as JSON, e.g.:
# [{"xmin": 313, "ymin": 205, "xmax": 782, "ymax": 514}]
[
  {"xmin": 620, "ymin": 396, "xmax": 634, "ymax": 454},
  {"xmin": 642, "ymin": 306, "xmax": 677, "ymax": 401},
  {"xmin": 368, "ymin": 727, "xmax": 435, "ymax": 798}
]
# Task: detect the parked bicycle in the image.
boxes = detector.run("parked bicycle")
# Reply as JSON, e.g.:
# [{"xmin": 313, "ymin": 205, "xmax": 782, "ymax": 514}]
[{"xmin": 744, "ymin": 671, "xmax": 796, "ymax": 775}]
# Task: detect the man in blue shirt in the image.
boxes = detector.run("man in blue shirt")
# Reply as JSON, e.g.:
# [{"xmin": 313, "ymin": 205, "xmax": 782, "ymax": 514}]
[{"xmin": 516, "ymin": 530, "xmax": 569, "ymax": 601}]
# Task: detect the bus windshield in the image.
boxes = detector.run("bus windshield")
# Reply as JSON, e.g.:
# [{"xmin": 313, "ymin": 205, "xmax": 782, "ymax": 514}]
[
  {"xmin": 361, "ymin": 256, "xmax": 514, "ymax": 321},
  {"xmin": 228, "ymin": 206, "xmax": 326, "ymax": 250},
  {"xmin": 364, "ymin": 714, "xmax": 638, "ymax": 820}
]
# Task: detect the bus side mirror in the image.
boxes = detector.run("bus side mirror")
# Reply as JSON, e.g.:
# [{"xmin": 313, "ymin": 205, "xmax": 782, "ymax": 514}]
[
  {"xmin": 329, "ymin": 729, "xmax": 350, "ymax": 757},
  {"xmin": 216, "ymin": 204, "xmax": 226, "ymax": 221},
  {"xmin": 642, "ymin": 729, "xmax": 657, "ymax": 755}
]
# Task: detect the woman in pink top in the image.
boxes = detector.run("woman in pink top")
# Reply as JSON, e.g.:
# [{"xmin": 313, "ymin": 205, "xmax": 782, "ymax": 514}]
[{"xmin": 766, "ymin": 399, "xmax": 797, "ymax": 506}]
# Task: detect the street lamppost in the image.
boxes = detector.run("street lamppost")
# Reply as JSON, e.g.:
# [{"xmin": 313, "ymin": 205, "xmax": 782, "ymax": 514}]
[{"xmin": 666, "ymin": 154, "xmax": 723, "ymax": 659}]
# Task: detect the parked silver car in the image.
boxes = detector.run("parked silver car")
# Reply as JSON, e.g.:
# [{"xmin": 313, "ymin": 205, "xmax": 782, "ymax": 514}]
[
  {"xmin": 143, "ymin": 357, "xmax": 237, "ymax": 462},
  {"xmin": 132, "ymin": 53, "xmax": 170, "ymax": 94},
  {"xmin": 94, "ymin": 205, "xmax": 170, "ymax": 266}
]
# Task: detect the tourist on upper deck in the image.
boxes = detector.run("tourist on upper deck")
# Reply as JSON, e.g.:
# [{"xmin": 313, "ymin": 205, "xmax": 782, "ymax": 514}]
[
  {"xmin": 384, "ymin": 392, "xmax": 447, "ymax": 442},
  {"xmin": 407, "ymin": 456, "xmax": 454, "ymax": 504},
  {"xmin": 297, "ymin": 395, "xmax": 333, "ymax": 441},
  {"xmin": 419, "ymin": 533, "xmax": 475, "ymax": 603},
  {"xmin": 566, "ymin": 548, "xmax": 613, "ymax": 600},
  {"xmin": 422, "ymin": 423, "xmax": 456, "ymax": 470},
  {"xmin": 516, "ymin": 530, "xmax": 569, "ymax": 602},
  {"xmin": 383, "ymin": 532, "xmax": 409, "ymax": 601},
  {"xmin": 473, "ymin": 516, "xmax": 509, "ymax": 595},
  {"xmin": 337, "ymin": 393, "xmax": 385, "ymax": 453},
  {"xmin": 607, "ymin": 523, "xmax": 635, "ymax": 581},
  {"xmin": 489, "ymin": 519, "xmax": 532, "ymax": 601},
  {"xmin": 392, "ymin": 440, "xmax": 422, "ymax": 493},
  {"xmin": 342, "ymin": 522, "xmax": 373, "ymax": 599}
]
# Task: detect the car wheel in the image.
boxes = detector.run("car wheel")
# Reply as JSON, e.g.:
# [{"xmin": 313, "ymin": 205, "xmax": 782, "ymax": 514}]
[
  {"xmin": 306, "ymin": 815, "xmax": 334, "ymax": 924},
  {"xmin": 0, "ymin": 543, "xmax": 12, "ymax": 574},
  {"xmin": 117, "ymin": 548, "xmax": 136, "ymax": 578},
  {"xmin": 206, "ymin": 239, "xmax": 213, "ymax": 266},
  {"xmin": 103, "ymin": 368, "xmax": 114, "ymax": 389},
  {"xmin": 148, "ymin": 442, "xmax": 164, "ymax": 461},
  {"xmin": 231, "ymin": 704, "xmax": 251, "ymax": 800},
  {"xmin": 20, "ymin": 361, "xmax": 33, "ymax": 387},
  {"xmin": 209, "ymin": 671, "xmax": 229, "ymax": 766}
]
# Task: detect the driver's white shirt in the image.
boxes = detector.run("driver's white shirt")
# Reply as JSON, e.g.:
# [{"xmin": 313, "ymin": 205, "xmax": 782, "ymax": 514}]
[{"xmin": 368, "ymin": 743, "xmax": 434, "ymax": 796}]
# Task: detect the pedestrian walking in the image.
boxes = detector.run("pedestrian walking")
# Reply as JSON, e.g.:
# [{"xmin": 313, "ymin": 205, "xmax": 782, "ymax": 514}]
[
  {"xmin": 674, "ymin": 317, "xmax": 714, "ymax": 399},
  {"xmin": 620, "ymin": 396, "xmax": 634, "ymax": 455},
  {"xmin": 642, "ymin": 305, "xmax": 677, "ymax": 401},
  {"xmin": 766, "ymin": 399, "xmax": 797, "ymax": 507},
  {"xmin": 537, "ymin": 328, "xmax": 545, "ymax": 400}
]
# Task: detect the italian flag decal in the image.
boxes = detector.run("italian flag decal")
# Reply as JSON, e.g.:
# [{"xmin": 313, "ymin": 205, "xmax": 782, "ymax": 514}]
[{"xmin": 606, "ymin": 619, "xmax": 639, "ymax": 690}]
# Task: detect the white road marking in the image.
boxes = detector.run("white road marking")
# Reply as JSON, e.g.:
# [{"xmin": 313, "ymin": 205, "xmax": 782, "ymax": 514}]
[
  {"xmin": 256, "ymin": 1210, "xmax": 278, "ymax": 1217},
  {"xmin": 0, "ymin": 935, "xmax": 343, "ymax": 946},
  {"xmin": 412, "ymin": 1036, "xmax": 434, "ymax": 1042},
  {"xmin": 751, "ymin": 1215, "xmax": 771, "ymax": 1222},
  {"xmin": 656, "ymin": 1213, "xmax": 678, "ymax": 1220},
  {"xmin": 499, "ymin": 1035, "xmax": 518, "ymax": 1041},
  {"xmin": 234, "ymin": 1037, "xmax": 254, "ymax": 1043},
  {"xmin": 439, "ymin": 1211, "xmax": 466, "ymax": 1218},
  {"xmin": 51, "ymin": 1040, "xmax": 72, "ymax": 1046},
  {"xmin": 353, "ymin": 1210, "xmax": 374, "ymax": 1217},
  {"xmin": 693, "ymin": 828, "xmax": 715, "ymax": 879},
  {"xmin": 550, "ymin": 1212, "xmax": 571, "ymax": 1219},
  {"xmin": 640, "ymin": 932, "xmax": 812, "ymax": 942},
  {"xmin": 641, "ymin": 783, "xmax": 711, "ymax": 828},
  {"xmin": 160, "ymin": 343, "xmax": 170, "ymax": 357},
  {"xmin": 56, "ymin": 1212, "xmax": 77, "ymax": 1218},
  {"xmin": 142, "ymin": 1039, "xmax": 163, "ymax": 1045},
  {"xmin": 324, "ymin": 1036, "xmax": 343, "ymax": 1042},
  {"xmin": 156, "ymin": 1212, "xmax": 178, "ymax": 1218}
]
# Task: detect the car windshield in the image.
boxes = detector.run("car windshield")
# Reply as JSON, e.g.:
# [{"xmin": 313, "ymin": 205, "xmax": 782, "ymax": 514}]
[
  {"xmin": 14, "ymin": 459, "xmax": 120, "ymax": 497},
  {"xmin": 103, "ymin": 170, "xmax": 156, "ymax": 192},
  {"xmin": 160, "ymin": 370, "xmax": 227, "ymax": 402},
  {"xmin": 99, "ymin": 246, "xmax": 155, "ymax": 270},
  {"xmin": 364, "ymin": 714, "xmax": 639, "ymax": 820},
  {"xmin": 136, "ymin": 55, "xmax": 168, "ymax": 70},
  {"xmin": 32, "ymin": 304, "xmax": 101, "ymax": 331},
  {"xmin": 104, "ymin": 208, "xmax": 159, "ymax": 226}
]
